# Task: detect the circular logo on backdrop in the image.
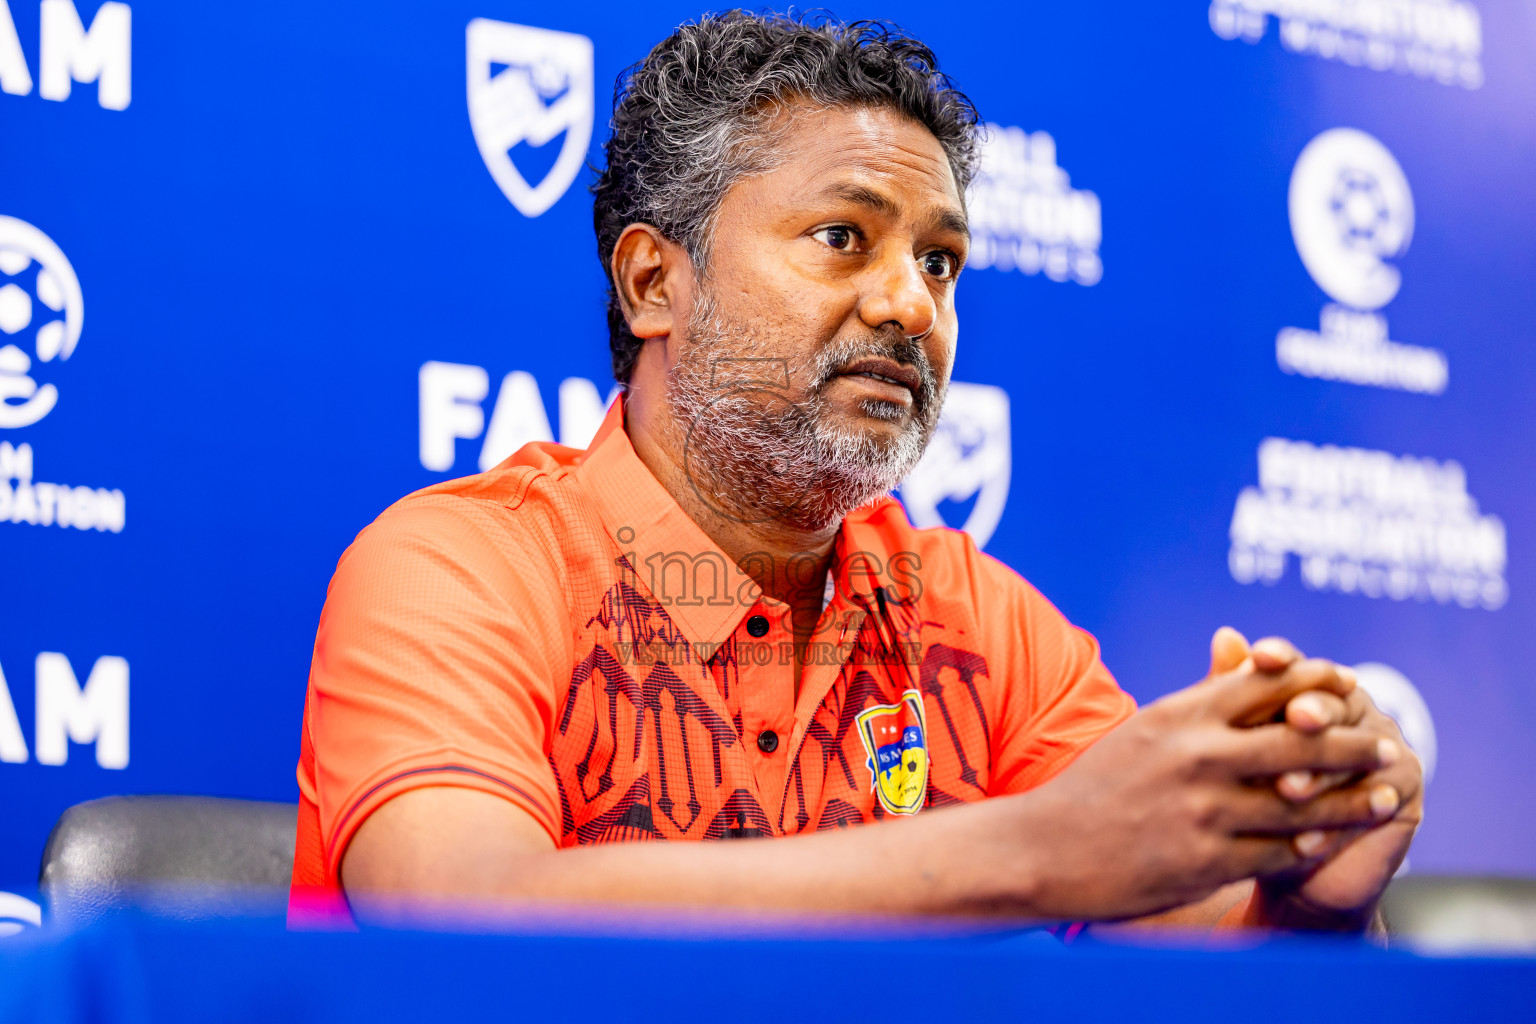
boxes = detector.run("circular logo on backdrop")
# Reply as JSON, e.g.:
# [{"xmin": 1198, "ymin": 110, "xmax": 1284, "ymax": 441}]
[
  {"xmin": 1352, "ymin": 662, "xmax": 1437, "ymax": 783},
  {"xmin": 1288, "ymin": 128, "xmax": 1414, "ymax": 311},
  {"xmin": 0, "ymin": 216, "xmax": 85, "ymax": 429}
]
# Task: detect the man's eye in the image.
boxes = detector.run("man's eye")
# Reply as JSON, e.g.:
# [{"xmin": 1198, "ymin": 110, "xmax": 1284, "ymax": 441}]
[
  {"xmin": 813, "ymin": 226, "xmax": 857, "ymax": 251},
  {"xmin": 921, "ymin": 251, "xmax": 957, "ymax": 280}
]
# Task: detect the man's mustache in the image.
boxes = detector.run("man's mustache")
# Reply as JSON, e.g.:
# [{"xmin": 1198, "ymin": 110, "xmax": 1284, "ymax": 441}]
[{"xmin": 808, "ymin": 333, "xmax": 937, "ymax": 410}]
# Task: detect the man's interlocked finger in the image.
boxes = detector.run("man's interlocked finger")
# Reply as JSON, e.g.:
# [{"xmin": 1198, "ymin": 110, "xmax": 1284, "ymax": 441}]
[
  {"xmin": 1227, "ymin": 835, "xmax": 1306, "ymax": 879},
  {"xmin": 1208, "ymin": 626, "xmax": 1252, "ymax": 677},
  {"xmin": 1290, "ymin": 826, "xmax": 1366, "ymax": 862},
  {"xmin": 1228, "ymin": 781, "xmax": 1402, "ymax": 834},
  {"xmin": 1272, "ymin": 685, "xmax": 1376, "ymax": 800},
  {"xmin": 1284, "ymin": 690, "xmax": 1349, "ymax": 733},
  {"xmin": 1277, "ymin": 769, "xmax": 1354, "ymax": 803},
  {"xmin": 1221, "ymin": 722, "xmax": 1398, "ymax": 777},
  {"xmin": 1217, "ymin": 656, "xmax": 1358, "ymax": 726},
  {"xmin": 1249, "ymin": 636, "xmax": 1304, "ymax": 673}
]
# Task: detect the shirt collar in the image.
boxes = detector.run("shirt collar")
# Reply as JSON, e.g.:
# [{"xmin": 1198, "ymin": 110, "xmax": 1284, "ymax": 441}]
[{"xmin": 575, "ymin": 395, "xmax": 760, "ymax": 649}]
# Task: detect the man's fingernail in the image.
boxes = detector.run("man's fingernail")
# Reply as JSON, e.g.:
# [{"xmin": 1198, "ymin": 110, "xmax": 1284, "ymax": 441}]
[
  {"xmin": 1253, "ymin": 638, "xmax": 1292, "ymax": 661},
  {"xmin": 1370, "ymin": 785, "xmax": 1401, "ymax": 819},
  {"xmin": 1293, "ymin": 694, "xmax": 1326, "ymax": 725},
  {"xmin": 1377, "ymin": 738, "xmax": 1400, "ymax": 767},
  {"xmin": 1294, "ymin": 830, "xmax": 1328, "ymax": 857},
  {"xmin": 1280, "ymin": 770, "xmax": 1313, "ymax": 797},
  {"xmin": 1337, "ymin": 665, "xmax": 1358, "ymax": 689}
]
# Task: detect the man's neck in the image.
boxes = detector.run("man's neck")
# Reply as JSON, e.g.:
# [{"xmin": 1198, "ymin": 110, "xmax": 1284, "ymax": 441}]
[{"xmin": 624, "ymin": 386, "xmax": 839, "ymax": 611}]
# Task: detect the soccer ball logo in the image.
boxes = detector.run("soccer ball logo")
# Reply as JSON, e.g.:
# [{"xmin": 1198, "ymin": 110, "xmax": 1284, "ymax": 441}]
[
  {"xmin": 1330, "ymin": 169, "xmax": 1394, "ymax": 255},
  {"xmin": 0, "ymin": 216, "xmax": 84, "ymax": 429},
  {"xmin": 1289, "ymin": 128, "xmax": 1414, "ymax": 311}
]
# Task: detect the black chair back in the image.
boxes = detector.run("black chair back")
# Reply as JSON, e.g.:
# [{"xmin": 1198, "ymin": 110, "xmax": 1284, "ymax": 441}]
[{"xmin": 39, "ymin": 795, "xmax": 298, "ymax": 928}]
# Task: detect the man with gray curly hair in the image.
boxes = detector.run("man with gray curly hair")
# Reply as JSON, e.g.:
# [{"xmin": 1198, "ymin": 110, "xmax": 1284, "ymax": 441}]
[{"xmin": 295, "ymin": 11, "xmax": 1420, "ymax": 934}]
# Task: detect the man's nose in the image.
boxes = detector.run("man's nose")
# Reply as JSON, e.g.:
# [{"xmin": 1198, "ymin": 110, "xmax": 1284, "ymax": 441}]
[{"xmin": 856, "ymin": 249, "xmax": 937, "ymax": 341}]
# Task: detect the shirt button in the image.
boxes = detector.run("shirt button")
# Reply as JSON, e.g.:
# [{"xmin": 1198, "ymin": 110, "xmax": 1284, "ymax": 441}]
[
  {"xmin": 757, "ymin": 730, "xmax": 779, "ymax": 753},
  {"xmin": 746, "ymin": 615, "xmax": 770, "ymax": 638}
]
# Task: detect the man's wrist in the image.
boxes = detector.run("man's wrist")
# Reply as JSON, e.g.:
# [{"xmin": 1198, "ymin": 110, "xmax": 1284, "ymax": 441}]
[
  {"xmin": 938, "ymin": 792, "xmax": 1054, "ymax": 918},
  {"xmin": 967, "ymin": 785, "xmax": 1117, "ymax": 923}
]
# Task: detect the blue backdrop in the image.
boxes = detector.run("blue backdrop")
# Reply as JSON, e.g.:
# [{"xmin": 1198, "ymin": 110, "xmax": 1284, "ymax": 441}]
[{"xmin": 2, "ymin": 0, "xmax": 1533, "ymax": 924}]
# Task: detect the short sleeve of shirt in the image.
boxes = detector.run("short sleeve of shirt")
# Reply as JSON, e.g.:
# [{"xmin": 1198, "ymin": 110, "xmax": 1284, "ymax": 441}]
[
  {"xmin": 972, "ymin": 550, "xmax": 1137, "ymax": 796},
  {"xmin": 297, "ymin": 495, "xmax": 568, "ymax": 885}
]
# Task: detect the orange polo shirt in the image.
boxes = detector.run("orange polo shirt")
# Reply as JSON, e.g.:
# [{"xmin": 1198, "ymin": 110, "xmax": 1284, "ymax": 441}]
[{"xmin": 291, "ymin": 397, "xmax": 1136, "ymax": 917}]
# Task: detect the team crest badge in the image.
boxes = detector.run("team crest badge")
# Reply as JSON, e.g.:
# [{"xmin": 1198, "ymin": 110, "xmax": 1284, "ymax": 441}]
[
  {"xmin": 465, "ymin": 19, "xmax": 594, "ymax": 218},
  {"xmin": 856, "ymin": 689, "xmax": 929, "ymax": 815}
]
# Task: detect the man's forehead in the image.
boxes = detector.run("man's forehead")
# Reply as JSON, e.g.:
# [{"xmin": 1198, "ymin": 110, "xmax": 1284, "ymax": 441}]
[{"xmin": 754, "ymin": 104, "xmax": 965, "ymax": 224}]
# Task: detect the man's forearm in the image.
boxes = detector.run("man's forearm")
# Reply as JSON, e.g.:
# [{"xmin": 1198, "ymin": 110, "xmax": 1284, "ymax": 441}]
[
  {"xmin": 1095, "ymin": 881, "xmax": 1256, "ymax": 934},
  {"xmin": 346, "ymin": 788, "xmax": 1056, "ymax": 928},
  {"xmin": 1251, "ymin": 884, "xmax": 1386, "ymax": 934}
]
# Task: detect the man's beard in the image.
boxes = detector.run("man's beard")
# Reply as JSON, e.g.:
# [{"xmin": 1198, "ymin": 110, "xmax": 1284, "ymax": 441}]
[{"xmin": 664, "ymin": 291, "xmax": 946, "ymax": 533}]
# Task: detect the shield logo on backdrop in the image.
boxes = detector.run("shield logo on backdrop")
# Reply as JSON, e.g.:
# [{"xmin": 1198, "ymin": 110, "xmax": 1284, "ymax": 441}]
[
  {"xmin": 466, "ymin": 19, "xmax": 594, "ymax": 218},
  {"xmin": 856, "ymin": 690, "xmax": 929, "ymax": 815},
  {"xmin": 900, "ymin": 381, "xmax": 1011, "ymax": 549}
]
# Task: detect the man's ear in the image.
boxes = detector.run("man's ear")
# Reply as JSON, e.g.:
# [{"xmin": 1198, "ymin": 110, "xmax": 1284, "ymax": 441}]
[{"xmin": 611, "ymin": 224, "xmax": 692, "ymax": 341}]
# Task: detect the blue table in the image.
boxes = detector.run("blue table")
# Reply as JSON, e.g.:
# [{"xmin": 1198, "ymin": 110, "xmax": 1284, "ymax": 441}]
[{"xmin": 2, "ymin": 913, "xmax": 1532, "ymax": 1023}]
